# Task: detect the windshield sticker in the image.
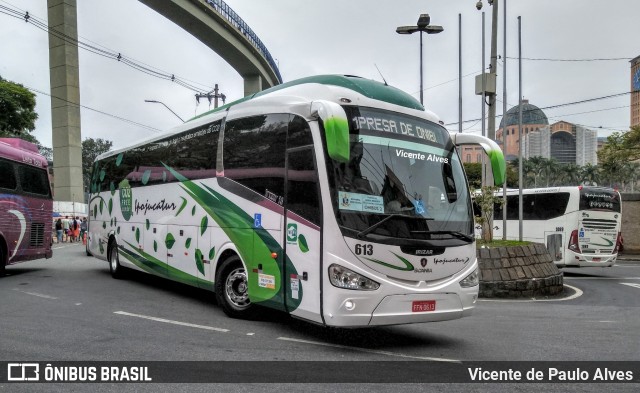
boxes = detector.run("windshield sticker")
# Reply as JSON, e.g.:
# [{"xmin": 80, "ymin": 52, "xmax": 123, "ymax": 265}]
[{"xmin": 339, "ymin": 192, "xmax": 384, "ymax": 213}]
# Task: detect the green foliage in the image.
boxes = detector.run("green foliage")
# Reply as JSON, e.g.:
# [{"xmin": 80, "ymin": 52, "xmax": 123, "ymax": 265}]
[
  {"xmin": 463, "ymin": 163, "xmax": 482, "ymax": 189},
  {"xmin": 0, "ymin": 76, "xmax": 38, "ymax": 137},
  {"xmin": 82, "ymin": 138, "xmax": 113, "ymax": 193},
  {"xmin": 473, "ymin": 186, "xmax": 504, "ymax": 242}
]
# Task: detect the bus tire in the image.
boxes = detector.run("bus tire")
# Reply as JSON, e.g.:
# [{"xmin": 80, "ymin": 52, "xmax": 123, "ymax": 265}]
[
  {"xmin": 108, "ymin": 239, "xmax": 125, "ymax": 279},
  {"xmin": 0, "ymin": 245, "xmax": 5, "ymax": 277},
  {"xmin": 215, "ymin": 255, "xmax": 259, "ymax": 319}
]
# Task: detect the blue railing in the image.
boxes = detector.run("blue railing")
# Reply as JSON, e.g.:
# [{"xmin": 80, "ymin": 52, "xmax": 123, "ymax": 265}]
[{"xmin": 205, "ymin": 0, "xmax": 283, "ymax": 84}]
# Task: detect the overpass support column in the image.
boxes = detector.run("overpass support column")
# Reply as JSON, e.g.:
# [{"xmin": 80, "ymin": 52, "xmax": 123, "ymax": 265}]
[
  {"xmin": 244, "ymin": 75, "xmax": 263, "ymax": 97},
  {"xmin": 48, "ymin": 0, "xmax": 83, "ymax": 203}
]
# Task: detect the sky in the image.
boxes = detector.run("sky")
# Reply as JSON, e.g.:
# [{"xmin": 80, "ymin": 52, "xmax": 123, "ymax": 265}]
[{"xmin": 0, "ymin": 0, "xmax": 638, "ymax": 151}]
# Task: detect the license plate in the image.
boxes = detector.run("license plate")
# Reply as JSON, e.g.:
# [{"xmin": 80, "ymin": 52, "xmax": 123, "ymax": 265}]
[
  {"xmin": 592, "ymin": 257, "xmax": 601, "ymax": 262},
  {"xmin": 412, "ymin": 300, "xmax": 436, "ymax": 313}
]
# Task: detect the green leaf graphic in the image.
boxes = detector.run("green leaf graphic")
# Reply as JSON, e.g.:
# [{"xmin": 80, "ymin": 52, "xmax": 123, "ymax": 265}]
[
  {"xmin": 191, "ymin": 205, "xmax": 196, "ymax": 216},
  {"xmin": 99, "ymin": 241, "xmax": 104, "ymax": 255},
  {"xmin": 176, "ymin": 197, "xmax": 187, "ymax": 217},
  {"xmin": 110, "ymin": 218, "xmax": 113, "ymax": 227},
  {"xmin": 185, "ymin": 238, "xmax": 192, "ymax": 249},
  {"xmin": 115, "ymin": 153, "xmax": 123, "ymax": 167},
  {"xmin": 208, "ymin": 247, "xmax": 216, "ymax": 260},
  {"xmin": 141, "ymin": 170, "xmax": 151, "ymax": 185},
  {"xmin": 195, "ymin": 249, "xmax": 205, "ymax": 275},
  {"xmin": 99, "ymin": 200, "xmax": 104, "ymax": 214},
  {"xmin": 146, "ymin": 219, "xmax": 150, "ymax": 230},
  {"xmin": 102, "ymin": 222, "xmax": 106, "ymax": 229},
  {"xmin": 93, "ymin": 205, "xmax": 97, "ymax": 219},
  {"xmin": 153, "ymin": 240, "xmax": 158, "ymax": 252},
  {"xmin": 99, "ymin": 169, "xmax": 105, "ymax": 181},
  {"xmin": 110, "ymin": 181, "xmax": 115, "ymax": 195},
  {"xmin": 200, "ymin": 216, "xmax": 208, "ymax": 236},
  {"xmin": 108, "ymin": 198, "xmax": 113, "ymax": 215},
  {"xmin": 298, "ymin": 234, "xmax": 309, "ymax": 253},
  {"xmin": 135, "ymin": 228, "xmax": 140, "ymax": 243},
  {"xmin": 165, "ymin": 233, "xmax": 175, "ymax": 249},
  {"xmin": 117, "ymin": 226, "xmax": 121, "ymax": 234}
]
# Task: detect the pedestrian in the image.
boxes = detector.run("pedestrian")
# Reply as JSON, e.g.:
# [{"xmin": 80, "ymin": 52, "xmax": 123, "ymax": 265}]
[
  {"xmin": 72, "ymin": 217, "xmax": 80, "ymax": 242},
  {"xmin": 80, "ymin": 217, "xmax": 87, "ymax": 242},
  {"xmin": 55, "ymin": 218, "xmax": 63, "ymax": 244},
  {"xmin": 62, "ymin": 216, "xmax": 70, "ymax": 242}
]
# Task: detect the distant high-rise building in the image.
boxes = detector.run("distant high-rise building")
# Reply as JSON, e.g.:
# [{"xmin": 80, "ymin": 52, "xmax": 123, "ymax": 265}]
[
  {"xmin": 460, "ymin": 100, "xmax": 597, "ymax": 166},
  {"xmin": 632, "ymin": 55, "xmax": 640, "ymax": 128}
]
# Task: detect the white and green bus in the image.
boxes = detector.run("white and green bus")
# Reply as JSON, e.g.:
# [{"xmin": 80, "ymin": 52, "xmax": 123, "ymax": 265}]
[
  {"xmin": 87, "ymin": 75, "xmax": 505, "ymax": 327},
  {"xmin": 492, "ymin": 186, "xmax": 622, "ymax": 268}
]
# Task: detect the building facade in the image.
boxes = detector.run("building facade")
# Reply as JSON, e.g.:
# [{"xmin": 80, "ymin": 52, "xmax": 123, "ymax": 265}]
[{"xmin": 461, "ymin": 100, "xmax": 597, "ymax": 166}]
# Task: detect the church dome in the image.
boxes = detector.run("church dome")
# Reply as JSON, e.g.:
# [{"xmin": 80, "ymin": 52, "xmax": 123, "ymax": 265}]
[{"xmin": 499, "ymin": 99, "xmax": 549, "ymax": 129}]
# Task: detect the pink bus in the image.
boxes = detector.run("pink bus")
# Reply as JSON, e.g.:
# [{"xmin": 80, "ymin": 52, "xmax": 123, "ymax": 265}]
[{"xmin": 0, "ymin": 138, "xmax": 53, "ymax": 275}]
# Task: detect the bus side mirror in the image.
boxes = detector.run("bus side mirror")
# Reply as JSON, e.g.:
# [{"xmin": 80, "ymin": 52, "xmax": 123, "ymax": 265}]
[
  {"xmin": 311, "ymin": 100, "xmax": 350, "ymax": 163},
  {"xmin": 451, "ymin": 133, "xmax": 506, "ymax": 186}
]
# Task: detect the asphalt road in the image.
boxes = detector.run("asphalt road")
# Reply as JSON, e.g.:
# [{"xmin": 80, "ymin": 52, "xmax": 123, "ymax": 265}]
[{"xmin": 1, "ymin": 244, "xmax": 639, "ymax": 392}]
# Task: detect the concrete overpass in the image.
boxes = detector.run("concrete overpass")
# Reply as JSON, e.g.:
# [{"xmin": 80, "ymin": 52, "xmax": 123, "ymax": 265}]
[
  {"xmin": 48, "ymin": 0, "xmax": 281, "ymax": 202},
  {"xmin": 139, "ymin": 0, "xmax": 283, "ymax": 96}
]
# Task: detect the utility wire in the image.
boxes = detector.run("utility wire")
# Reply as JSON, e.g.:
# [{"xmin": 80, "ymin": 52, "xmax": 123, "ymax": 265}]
[
  {"xmin": 505, "ymin": 56, "xmax": 633, "ymax": 62},
  {"xmin": 26, "ymin": 85, "xmax": 162, "ymax": 133},
  {"xmin": 445, "ymin": 91, "xmax": 632, "ymax": 127},
  {"xmin": 0, "ymin": 3, "xmax": 214, "ymax": 93}
]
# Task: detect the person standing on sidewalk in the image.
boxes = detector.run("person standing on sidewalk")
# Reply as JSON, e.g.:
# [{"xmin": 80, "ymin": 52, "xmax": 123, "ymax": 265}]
[
  {"xmin": 62, "ymin": 217, "xmax": 70, "ymax": 242},
  {"xmin": 55, "ymin": 218, "xmax": 63, "ymax": 244},
  {"xmin": 80, "ymin": 217, "xmax": 87, "ymax": 243}
]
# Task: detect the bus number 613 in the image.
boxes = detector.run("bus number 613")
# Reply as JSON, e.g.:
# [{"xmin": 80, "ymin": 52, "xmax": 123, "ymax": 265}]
[{"xmin": 354, "ymin": 244, "xmax": 373, "ymax": 256}]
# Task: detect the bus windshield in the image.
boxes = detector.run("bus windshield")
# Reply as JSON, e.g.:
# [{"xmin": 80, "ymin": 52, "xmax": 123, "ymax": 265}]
[
  {"xmin": 326, "ymin": 107, "xmax": 473, "ymax": 244},
  {"xmin": 579, "ymin": 187, "xmax": 621, "ymax": 212}
]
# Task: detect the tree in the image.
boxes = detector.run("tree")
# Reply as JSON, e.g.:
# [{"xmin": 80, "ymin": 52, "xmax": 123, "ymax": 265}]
[
  {"xmin": 82, "ymin": 138, "xmax": 113, "ymax": 191},
  {"xmin": 580, "ymin": 163, "xmax": 599, "ymax": 186},
  {"xmin": 0, "ymin": 76, "xmax": 38, "ymax": 139},
  {"xmin": 473, "ymin": 186, "xmax": 504, "ymax": 243}
]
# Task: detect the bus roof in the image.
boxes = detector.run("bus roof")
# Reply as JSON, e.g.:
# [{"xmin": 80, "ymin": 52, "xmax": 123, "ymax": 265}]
[
  {"xmin": 0, "ymin": 138, "xmax": 48, "ymax": 168},
  {"xmin": 190, "ymin": 74, "xmax": 426, "ymax": 122},
  {"xmin": 99, "ymin": 75, "xmax": 445, "ymax": 161}
]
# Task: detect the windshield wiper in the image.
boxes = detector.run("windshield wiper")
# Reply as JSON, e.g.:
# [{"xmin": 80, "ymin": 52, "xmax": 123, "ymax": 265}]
[
  {"xmin": 409, "ymin": 230, "xmax": 474, "ymax": 242},
  {"xmin": 357, "ymin": 214, "xmax": 433, "ymax": 239}
]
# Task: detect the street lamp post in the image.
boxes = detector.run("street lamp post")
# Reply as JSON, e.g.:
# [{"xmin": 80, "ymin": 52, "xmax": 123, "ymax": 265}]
[
  {"xmin": 144, "ymin": 100, "xmax": 185, "ymax": 123},
  {"xmin": 396, "ymin": 14, "xmax": 443, "ymax": 105}
]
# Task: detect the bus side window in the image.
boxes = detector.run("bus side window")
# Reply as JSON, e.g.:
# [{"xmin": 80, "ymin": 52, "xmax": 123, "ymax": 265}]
[
  {"xmin": 0, "ymin": 159, "xmax": 17, "ymax": 190},
  {"xmin": 224, "ymin": 114, "xmax": 289, "ymax": 202}
]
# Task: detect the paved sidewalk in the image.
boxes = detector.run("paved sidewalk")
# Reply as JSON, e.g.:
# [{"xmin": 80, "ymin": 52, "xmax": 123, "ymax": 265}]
[{"xmin": 617, "ymin": 253, "xmax": 640, "ymax": 261}]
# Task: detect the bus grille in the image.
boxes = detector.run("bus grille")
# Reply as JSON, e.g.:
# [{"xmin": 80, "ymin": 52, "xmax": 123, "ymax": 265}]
[
  {"xmin": 30, "ymin": 223, "xmax": 45, "ymax": 247},
  {"xmin": 581, "ymin": 219, "xmax": 617, "ymax": 230}
]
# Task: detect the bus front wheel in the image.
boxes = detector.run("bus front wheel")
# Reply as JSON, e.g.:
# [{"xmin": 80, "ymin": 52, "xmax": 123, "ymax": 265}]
[
  {"xmin": 215, "ymin": 256, "xmax": 259, "ymax": 319},
  {"xmin": 108, "ymin": 240, "xmax": 125, "ymax": 279}
]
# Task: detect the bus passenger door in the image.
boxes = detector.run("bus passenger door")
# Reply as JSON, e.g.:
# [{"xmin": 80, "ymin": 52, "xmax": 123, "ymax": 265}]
[{"xmin": 284, "ymin": 146, "xmax": 323, "ymax": 323}]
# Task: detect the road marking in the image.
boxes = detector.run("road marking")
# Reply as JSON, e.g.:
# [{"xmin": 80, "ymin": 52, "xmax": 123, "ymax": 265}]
[
  {"xmin": 621, "ymin": 283, "xmax": 640, "ymax": 289},
  {"xmin": 564, "ymin": 277, "xmax": 640, "ymax": 280},
  {"xmin": 12, "ymin": 288, "xmax": 58, "ymax": 300},
  {"xmin": 277, "ymin": 336, "xmax": 460, "ymax": 363},
  {"xmin": 479, "ymin": 284, "xmax": 583, "ymax": 303},
  {"xmin": 114, "ymin": 311, "xmax": 229, "ymax": 333}
]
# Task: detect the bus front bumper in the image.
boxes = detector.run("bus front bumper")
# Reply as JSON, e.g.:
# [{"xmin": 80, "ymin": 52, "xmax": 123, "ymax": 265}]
[{"xmin": 323, "ymin": 286, "xmax": 478, "ymax": 327}]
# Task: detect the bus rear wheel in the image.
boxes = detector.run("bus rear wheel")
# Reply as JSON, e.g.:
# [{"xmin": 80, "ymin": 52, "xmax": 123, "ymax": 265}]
[
  {"xmin": 215, "ymin": 256, "xmax": 259, "ymax": 319},
  {"xmin": 0, "ymin": 246, "xmax": 5, "ymax": 277},
  {"xmin": 108, "ymin": 240, "xmax": 125, "ymax": 279}
]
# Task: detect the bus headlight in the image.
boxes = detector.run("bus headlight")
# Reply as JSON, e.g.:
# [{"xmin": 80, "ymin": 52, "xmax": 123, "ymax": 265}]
[
  {"xmin": 459, "ymin": 268, "xmax": 479, "ymax": 288},
  {"xmin": 329, "ymin": 264, "xmax": 379, "ymax": 290}
]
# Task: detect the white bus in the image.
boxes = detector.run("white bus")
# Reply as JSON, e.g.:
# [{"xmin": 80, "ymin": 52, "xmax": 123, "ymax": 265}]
[
  {"xmin": 87, "ymin": 75, "xmax": 505, "ymax": 327},
  {"xmin": 493, "ymin": 186, "xmax": 622, "ymax": 268}
]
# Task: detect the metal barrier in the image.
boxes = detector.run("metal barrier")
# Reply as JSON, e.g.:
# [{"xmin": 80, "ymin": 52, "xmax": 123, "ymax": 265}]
[{"xmin": 205, "ymin": 0, "xmax": 283, "ymax": 84}]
